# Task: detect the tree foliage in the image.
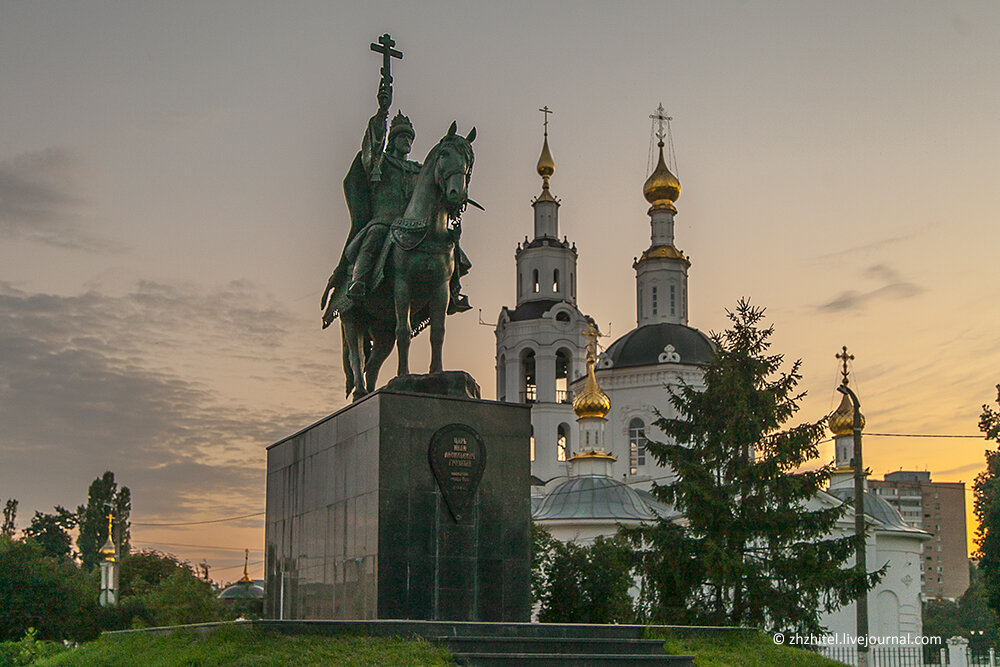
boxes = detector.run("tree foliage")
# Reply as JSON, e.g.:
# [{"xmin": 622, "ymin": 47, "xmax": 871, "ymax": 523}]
[
  {"xmin": 77, "ymin": 471, "xmax": 131, "ymax": 570},
  {"xmin": 923, "ymin": 562, "xmax": 998, "ymax": 658},
  {"xmin": 533, "ymin": 526, "xmax": 634, "ymax": 624},
  {"xmin": 0, "ymin": 536, "xmax": 100, "ymax": 642},
  {"xmin": 22, "ymin": 507, "xmax": 76, "ymax": 561},
  {"xmin": 1, "ymin": 500, "xmax": 16, "ymax": 538},
  {"xmin": 110, "ymin": 550, "xmax": 225, "ymax": 628},
  {"xmin": 635, "ymin": 299, "xmax": 874, "ymax": 634},
  {"xmin": 974, "ymin": 384, "xmax": 1000, "ymax": 622}
]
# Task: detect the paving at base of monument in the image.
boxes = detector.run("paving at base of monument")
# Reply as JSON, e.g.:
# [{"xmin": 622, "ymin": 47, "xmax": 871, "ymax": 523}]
[{"xmin": 122, "ymin": 620, "xmax": 758, "ymax": 665}]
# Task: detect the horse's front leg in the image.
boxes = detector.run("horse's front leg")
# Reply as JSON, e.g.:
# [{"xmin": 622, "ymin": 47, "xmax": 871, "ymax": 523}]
[
  {"xmin": 394, "ymin": 282, "xmax": 412, "ymax": 377},
  {"xmin": 428, "ymin": 280, "xmax": 448, "ymax": 373},
  {"xmin": 342, "ymin": 318, "xmax": 367, "ymax": 400}
]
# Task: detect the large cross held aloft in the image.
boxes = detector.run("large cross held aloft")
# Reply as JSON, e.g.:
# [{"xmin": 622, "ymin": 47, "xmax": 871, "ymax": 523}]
[{"xmin": 371, "ymin": 33, "xmax": 403, "ymax": 81}]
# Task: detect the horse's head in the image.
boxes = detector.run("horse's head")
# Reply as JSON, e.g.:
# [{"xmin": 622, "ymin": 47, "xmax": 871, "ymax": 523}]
[{"xmin": 434, "ymin": 121, "xmax": 476, "ymax": 219}]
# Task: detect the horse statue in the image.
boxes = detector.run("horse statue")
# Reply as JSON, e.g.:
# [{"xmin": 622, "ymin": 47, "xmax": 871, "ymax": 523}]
[{"xmin": 321, "ymin": 122, "xmax": 476, "ymax": 400}]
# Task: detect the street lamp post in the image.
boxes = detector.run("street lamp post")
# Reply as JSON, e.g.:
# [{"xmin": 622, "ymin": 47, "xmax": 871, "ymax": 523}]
[{"xmin": 838, "ymin": 383, "xmax": 868, "ymax": 667}]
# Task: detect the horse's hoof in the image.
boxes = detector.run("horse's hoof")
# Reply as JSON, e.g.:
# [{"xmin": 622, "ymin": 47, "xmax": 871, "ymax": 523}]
[{"xmin": 352, "ymin": 389, "xmax": 368, "ymax": 402}]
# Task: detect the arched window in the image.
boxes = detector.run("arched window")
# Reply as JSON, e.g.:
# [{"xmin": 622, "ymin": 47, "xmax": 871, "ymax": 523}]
[
  {"xmin": 557, "ymin": 423, "xmax": 570, "ymax": 461},
  {"xmin": 517, "ymin": 272, "xmax": 522, "ymax": 296},
  {"xmin": 571, "ymin": 272, "xmax": 575, "ymax": 298},
  {"xmin": 553, "ymin": 269, "xmax": 560, "ymax": 293},
  {"xmin": 532, "ymin": 269, "xmax": 539, "ymax": 293},
  {"xmin": 652, "ymin": 286, "xmax": 658, "ymax": 316},
  {"xmin": 629, "ymin": 418, "xmax": 646, "ymax": 475},
  {"xmin": 555, "ymin": 348, "xmax": 571, "ymax": 403},
  {"xmin": 521, "ymin": 349, "xmax": 536, "ymax": 403}
]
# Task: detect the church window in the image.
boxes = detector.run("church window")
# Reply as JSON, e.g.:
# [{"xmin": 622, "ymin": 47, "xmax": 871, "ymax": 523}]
[
  {"xmin": 670, "ymin": 285, "xmax": 676, "ymax": 315},
  {"xmin": 521, "ymin": 349, "xmax": 536, "ymax": 403},
  {"xmin": 570, "ymin": 272, "xmax": 575, "ymax": 298},
  {"xmin": 652, "ymin": 286, "xmax": 658, "ymax": 316},
  {"xmin": 629, "ymin": 418, "xmax": 646, "ymax": 475},
  {"xmin": 517, "ymin": 272, "xmax": 522, "ymax": 296},
  {"xmin": 553, "ymin": 269, "xmax": 560, "ymax": 293},
  {"xmin": 555, "ymin": 310, "xmax": 570, "ymax": 323},
  {"xmin": 557, "ymin": 423, "xmax": 569, "ymax": 461},
  {"xmin": 533, "ymin": 270, "xmax": 539, "ymax": 293},
  {"xmin": 530, "ymin": 426, "xmax": 535, "ymax": 462},
  {"xmin": 555, "ymin": 348, "xmax": 571, "ymax": 403}
]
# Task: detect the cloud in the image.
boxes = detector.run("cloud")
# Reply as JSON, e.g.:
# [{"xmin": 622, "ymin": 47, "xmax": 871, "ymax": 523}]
[
  {"xmin": 813, "ymin": 226, "xmax": 933, "ymax": 261},
  {"xmin": 818, "ymin": 263, "xmax": 926, "ymax": 312},
  {"xmin": 0, "ymin": 280, "xmax": 335, "ymax": 522},
  {"xmin": 0, "ymin": 149, "xmax": 118, "ymax": 251}
]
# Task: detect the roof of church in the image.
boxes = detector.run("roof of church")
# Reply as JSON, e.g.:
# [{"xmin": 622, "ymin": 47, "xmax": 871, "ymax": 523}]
[
  {"xmin": 824, "ymin": 488, "xmax": 928, "ymax": 536},
  {"xmin": 502, "ymin": 299, "xmax": 593, "ymax": 324},
  {"xmin": 532, "ymin": 475, "xmax": 672, "ymax": 522},
  {"xmin": 602, "ymin": 323, "xmax": 715, "ymax": 369},
  {"xmin": 218, "ymin": 580, "xmax": 265, "ymax": 600}
]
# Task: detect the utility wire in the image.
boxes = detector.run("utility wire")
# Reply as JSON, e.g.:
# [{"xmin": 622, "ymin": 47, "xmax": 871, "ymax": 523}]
[{"xmin": 131, "ymin": 511, "xmax": 264, "ymax": 527}]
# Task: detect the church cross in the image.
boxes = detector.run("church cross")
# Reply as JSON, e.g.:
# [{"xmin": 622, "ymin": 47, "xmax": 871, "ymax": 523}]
[
  {"xmin": 836, "ymin": 345, "xmax": 855, "ymax": 385},
  {"xmin": 370, "ymin": 33, "xmax": 403, "ymax": 81},
  {"xmin": 539, "ymin": 106, "xmax": 553, "ymax": 135},
  {"xmin": 650, "ymin": 103, "xmax": 671, "ymax": 143},
  {"xmin": 581, "ymin": 322, "xmax": 600, "ymax": 360},
  {"xmin": 106, "ymin": 513, "xmax": 115, "ymax": 539}
]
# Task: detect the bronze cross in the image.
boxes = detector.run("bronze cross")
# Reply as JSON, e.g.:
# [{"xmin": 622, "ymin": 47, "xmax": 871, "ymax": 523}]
[
  {"xmin": 539, "ymin": 106, "xmax": 553, "ymax": 134},
  {"xmin": 581, "ymin": 322, "xmax": 600, "ymax": 360},
  {"xmin": 650, "ymin": 103, "xmax": 671, "ymax": 143},
  {"xmin": 370, "ymin": 33, "xmax": 403, "ymax": 81},
  {"xmin": 106, "ymin": 513, "xmax": 115, "ymax": 539},
  {"xmin": 836, "ymin": 345, "xmax": 854, "ymax": 385}
]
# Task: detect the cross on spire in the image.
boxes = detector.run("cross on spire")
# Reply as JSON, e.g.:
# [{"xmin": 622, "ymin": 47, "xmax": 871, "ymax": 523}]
[
  {"xmin": 370, "ymin": 33, "xmax": 403, "ymax": 81},
  {"xmin": 836, "ymin": 345, "xmax": 855, "ymax": 386},
  {"xmin": 650, "ymin": 103, "xmax": 671, "ymax": 144},
  {"xmin": 539, "ymin": 106, "xmax": 552, "ymax": 136},
  {"xmin": 105, "ymin": 513, "xmax": 115, "ymax": 539}
]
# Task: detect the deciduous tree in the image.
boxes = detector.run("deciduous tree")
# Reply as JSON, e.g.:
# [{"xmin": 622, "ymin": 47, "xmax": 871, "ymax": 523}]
[
  {"xmin": 974, "ymin": 385, "xmax": 1000, "ymax": 621},
  {"xmin": 77, "ymin": 471, "xmax": 131, "ymax": 570}
]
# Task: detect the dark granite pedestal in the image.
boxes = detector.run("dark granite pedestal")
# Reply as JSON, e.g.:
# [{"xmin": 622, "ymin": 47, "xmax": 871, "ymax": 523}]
[{"xmin": 264, "ymin": 389, "xmax": 531, "ymax": 622}]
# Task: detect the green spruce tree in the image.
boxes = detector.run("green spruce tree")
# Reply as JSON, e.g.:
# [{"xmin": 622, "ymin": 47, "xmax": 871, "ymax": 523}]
[
  {"xmin": 973, "ymin": 385, "xmax": 1000, "ymax": 620},
  {"xmin": 635, "ymin": 299, "xmax": 874, "ymax": 634},
  {"xmin": 76, "ymin": 471, "xmax": 131, "ymax": 570}
]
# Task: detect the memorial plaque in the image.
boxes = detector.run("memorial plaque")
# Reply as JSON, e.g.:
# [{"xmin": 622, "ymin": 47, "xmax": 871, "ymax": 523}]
[{"xmin": 428, "ymin": 423, "xmax": 486, "ymax": 521}]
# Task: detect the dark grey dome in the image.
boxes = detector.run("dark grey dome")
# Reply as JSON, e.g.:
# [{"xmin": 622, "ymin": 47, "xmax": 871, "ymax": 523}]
[
  {"xmin": 532, "ymin": 476, "xmax": 670, "ymax": 522},
  {"xmin": 601, "ymin": 323, "xmax": 715, "ymax": 370},
  {"xmin": 218, "ymin": 581, "xmax": 265, "ymax": 600}
]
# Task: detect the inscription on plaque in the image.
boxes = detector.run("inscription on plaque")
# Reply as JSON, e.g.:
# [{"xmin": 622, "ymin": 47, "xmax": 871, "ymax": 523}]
[{"xmin": 428, "ymin": 424, "xmax": 486, "ymax": 521}]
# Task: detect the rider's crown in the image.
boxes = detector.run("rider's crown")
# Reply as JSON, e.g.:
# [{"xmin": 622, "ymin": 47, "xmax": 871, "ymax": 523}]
[{"xmin": 388, "ymin": 111, "xmax": 415, "ymax": 141}]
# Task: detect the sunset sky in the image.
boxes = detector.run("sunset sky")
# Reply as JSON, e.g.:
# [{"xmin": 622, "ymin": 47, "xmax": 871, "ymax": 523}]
[{"xmin": 2, "ymin": 2, "xmax": 997, "ymax": 578}]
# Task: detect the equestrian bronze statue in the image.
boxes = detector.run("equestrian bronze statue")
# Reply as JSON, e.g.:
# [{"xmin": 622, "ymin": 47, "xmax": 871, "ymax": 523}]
[{"xmin": 321, "ymin": 34, "xmax": 479, "ymax": 400}]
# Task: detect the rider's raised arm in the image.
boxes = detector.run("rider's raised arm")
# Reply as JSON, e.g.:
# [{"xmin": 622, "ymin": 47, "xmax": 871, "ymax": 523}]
[{"xmin": 362, "ymin": 78, "xmax": 391, "ymax": 183}]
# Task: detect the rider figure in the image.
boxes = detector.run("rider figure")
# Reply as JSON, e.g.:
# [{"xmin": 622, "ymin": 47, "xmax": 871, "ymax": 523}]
[{"xmin": 346, "ymin": 79, "xmax": 471, "ymax": 314}]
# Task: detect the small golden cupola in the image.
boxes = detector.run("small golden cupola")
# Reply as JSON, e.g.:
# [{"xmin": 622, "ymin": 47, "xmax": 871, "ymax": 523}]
[
  {"xmin": 535, "ymin": 105, "xmax": 557, "ymax": 203},
  {"xmin": 829, "ymin": 391, "xmax": 865, "ymax": 437},
  {"xmin": 99, "ymin": 513, "xmax": 117, "ymax": 562},
  {"xmin": 643, "ymin": 140, "xmax": 681, "ymax": 213},
  {"xmin": 573, "ymin": 345, "xmax": 611, "ymax": 421}
]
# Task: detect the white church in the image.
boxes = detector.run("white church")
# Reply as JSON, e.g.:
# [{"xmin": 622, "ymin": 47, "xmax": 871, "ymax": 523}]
[{"xmin": 494, "ymin": 110, "xmax": 928, "ymax": 640}]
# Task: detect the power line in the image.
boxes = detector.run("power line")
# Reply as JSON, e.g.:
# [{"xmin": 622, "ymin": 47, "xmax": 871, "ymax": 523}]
[
  {"xmin": 131, "ymin": 511, "xmax": 264, "ymax": 527},
  {"xmin": 132, "ymin": 540, "xmax": 262, "ymax": 553},
  {"xmin": 865, "ymin": 433, "xmax": 982, "ymax": 439}
]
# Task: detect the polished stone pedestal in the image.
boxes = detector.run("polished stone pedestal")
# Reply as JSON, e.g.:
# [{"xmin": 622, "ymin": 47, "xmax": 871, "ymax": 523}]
[{"xmin": 264, "ymin": 389, "xmax": 532, "ymax": 622}]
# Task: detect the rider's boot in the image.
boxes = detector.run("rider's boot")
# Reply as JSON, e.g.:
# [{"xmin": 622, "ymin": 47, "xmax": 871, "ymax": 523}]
[{"xmin": 448, "ymin": 286, "xmax": 472, "ymax": 315}]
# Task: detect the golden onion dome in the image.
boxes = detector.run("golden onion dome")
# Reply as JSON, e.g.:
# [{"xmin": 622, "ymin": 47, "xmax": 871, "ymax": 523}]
[
  {"xmin": 573, "ymin": 354, "xmax": 611, "ymax": 420},
  {"xmin": 99, "ymin": 536, "xmax": 116, "ymax": 560},
  {"xmin": 643, "ymin": 141, "xmax": 681, "ymax": 210},
  {"xmin": 829, "ymin": 391, "xmax": 865, "ymax": 436},
  {"xmin": 536, "ymin": 134, "xmax": 555, "ymax": 180}
]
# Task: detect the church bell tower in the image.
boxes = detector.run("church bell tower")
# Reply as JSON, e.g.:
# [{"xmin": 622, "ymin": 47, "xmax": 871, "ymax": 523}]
[{"xmin": 496, "ymin": 108, "xmax": 595, "ymax": 484}]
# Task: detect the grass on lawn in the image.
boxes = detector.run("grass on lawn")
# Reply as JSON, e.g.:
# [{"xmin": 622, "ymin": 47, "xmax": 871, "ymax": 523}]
[{"xmin": 33, "ymin": 624, "xmax": 453, "ymax": 667}]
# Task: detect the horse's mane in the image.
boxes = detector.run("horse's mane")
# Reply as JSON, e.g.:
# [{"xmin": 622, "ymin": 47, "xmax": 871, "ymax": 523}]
[{"xmin": 426, "ymin": 133, "xmax": 475, "ymax": 172}]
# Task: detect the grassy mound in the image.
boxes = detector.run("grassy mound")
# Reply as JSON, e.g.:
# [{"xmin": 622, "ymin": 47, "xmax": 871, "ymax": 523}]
[{"xmin": 34, "ymin": 625, "xmax": 453, "ymax": 667}]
